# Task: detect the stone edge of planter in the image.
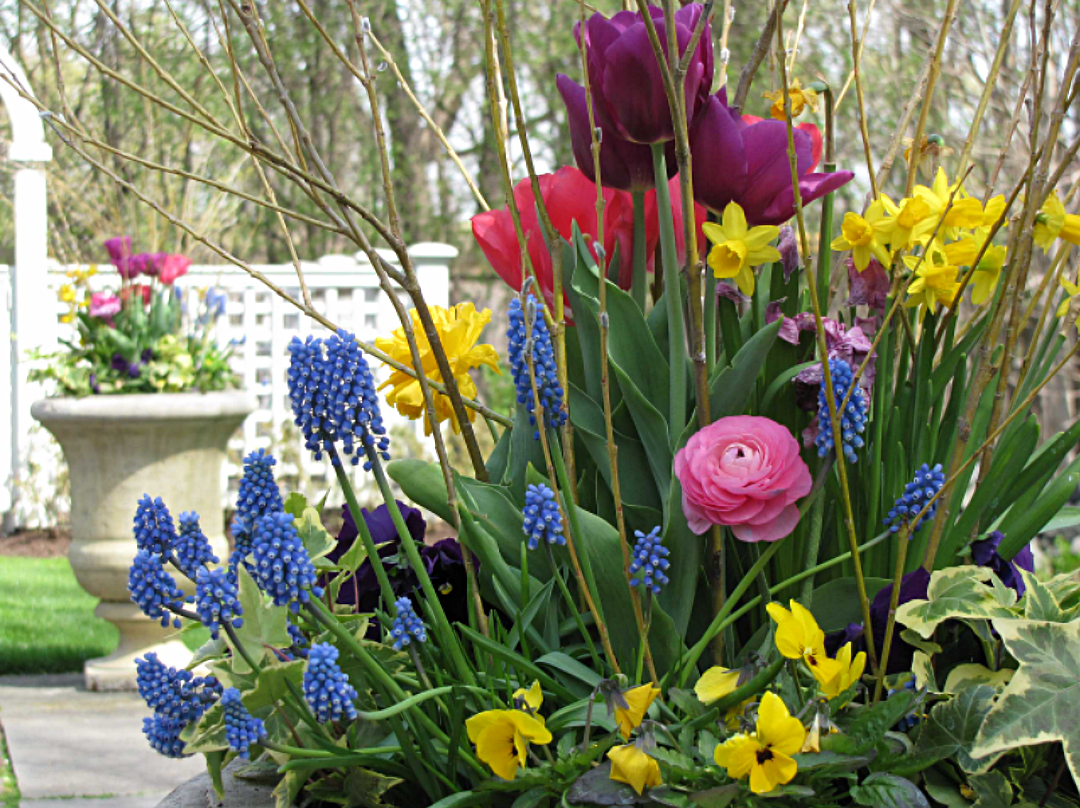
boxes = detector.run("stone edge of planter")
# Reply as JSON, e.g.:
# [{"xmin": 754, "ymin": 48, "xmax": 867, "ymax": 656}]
[
  {"xmin": 157, "ymin": 758, "xmax": 283, "ymax": 808},
  {"xmin": 31, "ymin": 390, "xmax": 257, "ymax": 423}
]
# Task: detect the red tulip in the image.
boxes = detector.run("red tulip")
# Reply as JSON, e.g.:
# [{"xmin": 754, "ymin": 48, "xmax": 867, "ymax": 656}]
[
  {"xmin": 643, "ymin": 175, "xmax": 707, "ymax": 271},
  {"xmin": 159, "ymin": 254, "xmax": 191, "ymax": 285}
]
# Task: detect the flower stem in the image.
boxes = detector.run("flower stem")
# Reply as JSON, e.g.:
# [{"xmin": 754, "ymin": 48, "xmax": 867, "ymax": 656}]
[
  {"xmin": 650, "ymin": 142, "xmax": 687, "ymax": 443},
  {"xmin": 631, "ymin": 190, "xmax": 648, "ymax": 311},
  {"xmin": 873, "ymin": 527, "xmax": 910, "ymax": 703},
  {"xmin": 331, "ymin": 455, "xmax": 397, "ymax": 616}
]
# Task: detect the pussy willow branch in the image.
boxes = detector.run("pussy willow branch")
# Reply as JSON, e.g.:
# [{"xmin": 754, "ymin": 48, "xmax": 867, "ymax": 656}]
[
  {"xmin": 577, "ymin": 0, "xmax": 657, "ymax": 685},
  {"xmin": 847, "ymin": 0, "xmax": 877, "ymax": 200},
  {"xmin": 732, "ymin": 0, "xmax": 788, "ymax": 112},
  {"xmin": 775, "ymin": 5, "xmax": 878, "ymax": 676},
  {"xmin": 832, "ymin": 0, "xmax": 876, "ymax": 110}
]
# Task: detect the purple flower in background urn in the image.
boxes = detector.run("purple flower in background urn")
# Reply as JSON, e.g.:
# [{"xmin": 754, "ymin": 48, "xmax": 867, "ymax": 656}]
[
  {"xmin": 575, "ymin": 4, "xmax": 713, "ymax": 145},
  {"xmin": 970, "ymin": 532, "xmax": 1034, "ymax": 597},
  {"xmin": 104, "ymin": 236, "xmax": 135, "ymax": 278}
]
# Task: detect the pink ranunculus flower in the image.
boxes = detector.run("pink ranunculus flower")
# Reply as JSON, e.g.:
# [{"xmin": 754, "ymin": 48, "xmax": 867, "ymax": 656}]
[
  {"xmin": 674, "ymin": 416, "xmax": 813, "ymax": 542},
  {"xmin": 88, "ymin": 291, "xmax": 122, "ymax": 319}
]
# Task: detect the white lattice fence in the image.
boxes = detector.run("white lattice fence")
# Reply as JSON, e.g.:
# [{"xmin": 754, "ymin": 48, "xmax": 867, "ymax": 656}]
[{"xmin": 1, "ymin": 244, "xmax": 454, "ymax": 527}]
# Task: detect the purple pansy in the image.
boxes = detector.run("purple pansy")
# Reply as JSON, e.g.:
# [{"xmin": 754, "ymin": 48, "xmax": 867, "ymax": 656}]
[{"xmin": 970, "ymin": 531, "xmax": 1035, "ymax": 597}]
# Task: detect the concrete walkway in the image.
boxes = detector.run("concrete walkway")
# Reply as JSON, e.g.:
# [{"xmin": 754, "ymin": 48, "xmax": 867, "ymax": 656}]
[{"xmin": 0, "ymin": 673, "xmax": 204, "ymax": 807}]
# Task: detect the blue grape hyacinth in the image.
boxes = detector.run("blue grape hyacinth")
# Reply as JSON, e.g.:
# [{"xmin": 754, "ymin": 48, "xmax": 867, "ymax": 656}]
[
  {"xmin": 221, "ymin": 688, "xmax": 266, "ymax": 759},
  {"xmin": 195, "ymin": 567, "xmax": 243, "ymax": 639},
  {"xmin": 628, "ymin": 527, "xmax": 670, "ymax": 594},
  {"xmin": 815, "ymin": 358, "xmax": 868, "ymax": 463},
  {"xmin": 303, "ymin": 643, "xmax": 359, "ymax": 723},
  {"xmin": 129, "ymin": 550, "xmax": 187, "ymax": 628},
  {"xmin": 287, "ymin": 621, "xmax": 310, "ymax": 659},
  {"xmin": 286, "ymin": 330, "xmax": 391, "ymax": 468},
  {"xmin": 174, "ymin": 511, "xmax": 219, "ymax": 578},
  {"xmin": 133, "ymin": 495, "xmax": 177, "ymax": 557},
  {"xmin": 142, "ymin": 715, "xmax": 188, "ymax": 758},
  {"xmin": 508, "ymin": 295, "xmax": 567, "ymax": 437},
  {"xmin": 231, "ymin": 449, "xmax": 284, "ymax": 560},
  {"xmin": 135, "ymin": 653, "xmax": 221, "ymax": 724},
  {"xmin": 522, "ymin": 483, "xmax": 564, "ymax": 550},
  {"xmin": 885, "ymin": 463, "xmax": 946, "ymax": 535},
  {"xmin": 250, "ymin": 511, "xmax": 323, "ymax": 610},
  {"xmin": 390, "ymin": 597, "xmax": 427, "ymax": 650}
]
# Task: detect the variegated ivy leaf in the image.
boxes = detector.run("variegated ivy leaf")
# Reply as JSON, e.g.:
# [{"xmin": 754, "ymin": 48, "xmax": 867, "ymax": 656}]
[
  {"xmin": 942, "ymin": 664, "xmax": 1013, "ymax": 695},
  {"xmin": 295, "ymin": 506, "xmax": 335, "ymax": 561},
  {"xmin": 971, "ymin": 618, "xmax": 1080, "ymax": 785},
  {"xmin": 895, "ymin": 567, "xmax": 1019, "ymax": 639},
  {"xmin": 1019, "ymin": 569, "xmax": 1071, "ymax": 622},
  {"xmin": 912, "ymin": 652, "xmax": 939, "ymax": 693},
  {"xmin": 914, "ymin": 685, "xmax": 1000, "ymax": 774},
  {"xmin": 901, "ymin": 630, "xmax": 943, "ymax": 656},
  {"xmin": 226, "ymin": 566, "xmax": 292, "ymax": 674}
]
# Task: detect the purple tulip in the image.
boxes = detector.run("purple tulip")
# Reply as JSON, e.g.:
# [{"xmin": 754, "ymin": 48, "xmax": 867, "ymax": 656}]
[
  {"xmin": 556, "ymin": 74, "xmax": 676, "ymax": 191},
  {"xmin": 970, "ymin": 532, "xmax": 1034, "ymax": 597},
  {"xmin": 576, "ymin": 4, "xmax": 713, "ymax": 145},
  {"xmin": 690, "ymin": 89, "xmax": 853, "ymax": 225},
  {"xmin": 104, "ymin": 236, "xmax": 137, "ymax": 279}
]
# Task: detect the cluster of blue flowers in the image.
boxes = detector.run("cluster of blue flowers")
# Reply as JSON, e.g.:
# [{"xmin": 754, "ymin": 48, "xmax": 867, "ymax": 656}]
[
  {"xmin": 129, "ymin": 550, "xmax": 187, "ymax": 628},
  {"xmin": 174, "ymin": 512, "xmax": 219, "ymax": 578},
  {"xmin": 221, "ymin": 688, "xmax": 266, "ymax": 759},
  {"xmin": 885, "ymin": 463, "xmax": 946, "ymax": 535},
  {"xmin": 523, "ymin": 483, "xmax": 564, "ymax": 550},
  {"xmin": 508, "ymin": 295, "xmax": 567, "ymax": 437},
  {"xmin": 250, "ymin": 511, "xmax": 323, "ymax": 611},
  {"xmin": 287, "ymin": 621, "xmax": 310, "ymax": 659},
  {"xmin": 136, "ymin": 653, "xmax": 221, "ymax": 758},
  {"xmin": 390, "ymin": 597, "xmax": 427, "ymax": 650},
  {"xmin": 286, "ymin": 330, "xmax": 391, "ymax": 469},
  {"xmin": 815, "ymin": 358, "xmax": 868, "ymax": 463},
  {"xmin": 303, "ymin": 643, "xmax": 359, "ymax": 723},
  {"xmin": 231, "ymin": 449, "xmax": 285, "ymax": 571},
  {"xmin": 195, "ymin": 567, "xmax": 243, "ymax": 639},
  {"xmin": 133, "ymin": 495, "xmax": 177, "ymax": 557},
  {"xmin": 628, "ymin": 527, "xmax": 670, "ymax": 594}
]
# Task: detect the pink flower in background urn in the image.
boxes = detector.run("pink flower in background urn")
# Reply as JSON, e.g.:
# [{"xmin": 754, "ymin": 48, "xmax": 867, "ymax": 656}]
[
  {"xmin": 89, "ymin": 291, "xmax": 122, "ymax": 319},
  {"xmin": 104, "ymin": 236, "xmax": 135, "ymax": 278},
  {"xmin": 674, "ymin": 415, "xmax": 812, "ymax": 542},
  {"xmin": 159, "ymin": 254, "xmax": 191, "ymax": 285}
]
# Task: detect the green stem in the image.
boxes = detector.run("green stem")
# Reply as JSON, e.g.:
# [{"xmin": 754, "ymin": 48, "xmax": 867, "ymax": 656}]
[
  {"xmin": 545, "ymin": 542, "xmax": 602, "ymax": 671},
  {"xmin": 873, "ymin": 528, "xmax": 910, "ymax": 702},
  {"xmin": 548, "ymin": 433, "xmax": 603, "ymax": 621},
  {"xmin": 682, "ymin": 656, "xmax": 785, "ymax": 731},
  {"xmin": 799, "ymin": 486, "xmax": 827, "ymax": 606},
  {"xmin": 651, "ymin": 143, "xmax": 687, "ymax": 443},
  {"xmin": 815, "ymin": 162, "xmax": 836, "ymax": 310},
  {"xmin": 704, "ymin": 268, "xmax": 717, "ymax": 374},
  {"xmin": 631, "ymin": 189, "xmax": 648, "ymax": 311},
  {"xmin": 332, "ymin": 457, "xmax": 397, "ymax": 614},
  {"xmin": 366, "ymin": 446, "xmax": 477, "ymax": 687}
]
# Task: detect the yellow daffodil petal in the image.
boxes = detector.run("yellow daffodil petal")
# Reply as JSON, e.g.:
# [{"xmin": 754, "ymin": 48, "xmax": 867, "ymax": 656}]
[
  {"xmin": 614, "ymin": 684, "xmax": 660, "ymax": 740},
  {"xmin": 695, "ymin": 667, "xmax": 741, "ymax": 703},
  {"xmin": 742, "ymin": 225, "xmax": 780, "ymax": 251},
  {"xmin": 734, "ymin": 264, "xmax": 756, "ymax": 297},
  {"xmin": 722, "ymin": 202, "xmax": 749, "ymax": 240},
  {"xmin": 608, "ymin": 744, "xmax": 662, "ymax": 795},
  {"xmin": 709, "ymin": 241, "xmax": 747, "ymax": 280}
]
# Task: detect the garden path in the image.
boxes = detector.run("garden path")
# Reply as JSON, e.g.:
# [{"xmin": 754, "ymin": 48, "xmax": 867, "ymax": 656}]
[{"xmin": 0, "ymin": 673, "xmax": 203, "ymax": 807}]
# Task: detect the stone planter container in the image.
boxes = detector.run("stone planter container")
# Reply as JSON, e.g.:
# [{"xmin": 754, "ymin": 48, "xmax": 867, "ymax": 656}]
[{"xmin": 32, "ymin": 391, "xmax": 255, "ymax": 691}]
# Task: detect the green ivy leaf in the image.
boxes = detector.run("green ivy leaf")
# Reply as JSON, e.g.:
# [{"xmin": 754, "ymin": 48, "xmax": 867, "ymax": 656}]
[
  {"xmin": 896, "ymin": 567, "xmax": 1018, "ymax": 639},
  {"xmin": 273, "ymin": 770, "xmax": 309, "ymax": 808},
  {"xmin": 972, "ymin": 618, "xmax": 1080, "ymax": 786},
  {"xmin": 245, "ymin": 659, "xmax": 306, "ymax": 712},
  {"xmin": 843, "ymin": 689, "xmax": 915, "ymax": 754},
  {"xmin": 284, "ymin": 492, "xmax": 309, "ymax": 519},
  {"xmin": 968, "ymin": 771, "xmax": 1013, "ymax": 808},
  {"xmin": 226, "ymin": 566, "xmax": 292, "ymax": 674},
  {"xmin": 912, "ymin": 652, "xmax": 939, "ymax": 693},
  {"xmin": 1019, "ymin": 570, "xmax": 1069, "ymax": 622},
  {"xmin": 296, "ymin": 507, "xmax": 336, "ymax": 561},
  {"xmin": 915, "ymin": 685, "xmax": 999, "ymax": 773},
  {"xmin": 942, "ymin": 664, "xmax": 1013, "ymax": 695},
  {"xmin": 850, "ymin": 773, "xmax": 930, "ymax": 808}
]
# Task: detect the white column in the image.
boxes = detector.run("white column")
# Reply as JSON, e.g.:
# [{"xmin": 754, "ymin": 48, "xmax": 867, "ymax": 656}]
[
  {"xmin": 6, "ymin": 166, "xmax": 50, "ymax": 530},
  {"xmin": 408, "ymin": 242, "xmax": 456, "ymax": 308}
]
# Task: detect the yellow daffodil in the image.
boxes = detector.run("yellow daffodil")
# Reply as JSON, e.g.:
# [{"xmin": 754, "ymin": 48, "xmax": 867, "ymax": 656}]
[
  {"xmin": 58, "ymin": 284, "xmax": 76, "ymax": 304},
  {"xmin": 903, "ymin": 243, "xmax": 960, "ymax": 317},
  {"xmin": 375, "ymin": 302, "xmax": 500, "ymax": 435},
  {"xmin": 873, "ymin": 195, "xmax": 935, "ymax": 250},
  {"xmin": 465, "ymin": 709, "xmax": 552, "ymax": 781},
  {"xmin": 513, "ymin": 681, "xmax": 543, "ymax": 714},
  {"xmin": 614, "ymin": 683, "xmax": 661, "ymax": 740},
  {"xmin": 714, "ymin": 692, "xmax": 807, "ymax": 795},
  {"xmin": 763, "ymin": 78, "xmax": 819, "ymax": 121},
  {"xmin": 608, "ymin": 743, "xmax": 663, "ymax": 795},
  {"xmin": 766, "ymin": 601, "xmax": 841, "ymax": 687},
  {"xmin": 1034, "ymin": 192, "xmax": 1080, "ymax": 252},
  {"xmin": 830, "ymin": 205, "xmax": 892, "ymax": 271},
  {"xmin": 1056, "ymin": 274, "xmax": 1080, "ymax": 334},
  {"xmin": 944, "ymin": 237, "xmax": 1007, "ymax": 305},
  {"xmin": 817, "ymin": 642, "xmax": 867, "ymax": 699},
  {"xmin": 703, "ymin": 203, "xmax": 781, "ymax": 297},
  {"xmin": 975, "ymin": 194, "xmax": 1007, "ymax": 244},
  {"xmin": 913, "ymin": 167, "xmax": 985, "ymax": 239}
]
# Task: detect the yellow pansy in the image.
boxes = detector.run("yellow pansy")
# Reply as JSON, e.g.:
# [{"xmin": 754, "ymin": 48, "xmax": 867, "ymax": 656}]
[
  {"xmin": 913, "ymin": 167, "xmax": 985, "ymax": 239},
  {"xmin": 817, "ymin": 642, "xmax": 867, "ymax": 699},
  {"xmin": 465, "ymin": 709, "xmax": 552, "ymax": 781},
  {"xmin": 714, "ymin": 692, "xmax": 806, "ymax": 795},
  {"xmin": 703, "ymin": 203, "xmax": 782, "ymax": 297},
  {"xmin": 763, "ymin": 78, "xmax": 819, "ymax": 121},
  {"xmin": 903, "ymin": 244, "xmax": 960, "ymax": 317},
  {"xmin": 944, "ymin": 237, "xmax": 1007, "ymax": 305},
  {"xmin": 873, "ymin": 195, "xmax": 935, "ymax": 250},
  {"xmin": 766, "ymin": 601, "xmax": 841, "ymax": 687},
  {"xmin": 608, "ymin": 743, "xmax": 663, "ymax": 795},
  {"xmin": 512, "ymin": 681, "xmax": 543, "ymax": 714},
  {"xmin": 1056, "ymin": 274, "xmax": 1080, "ymax": 334},
  {"xmin": 695, "ymin": 666, "xmax": 751, "ymax": 729},
  {"xmin": 830, "ymin": 204, "xmax": 892, "ymax": 271},
  {"xmin": 375, "ymin": 302, "xmax": 500, "ymax": 435},
  {"xmin": 614, "ymin": 683, "xmax": 661, "ymax": 740},
  {"xmin": 1034, "ymin": 192, "xmax": 1080, "ymax": 252}
]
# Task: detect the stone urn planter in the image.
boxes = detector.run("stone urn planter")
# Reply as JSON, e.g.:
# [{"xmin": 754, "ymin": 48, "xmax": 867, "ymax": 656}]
[{"xmin": 32, "ymin": 391, "xmax": 255, "ymax": 691}]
